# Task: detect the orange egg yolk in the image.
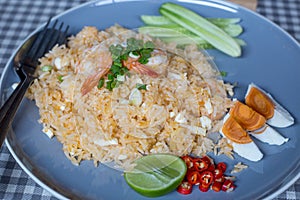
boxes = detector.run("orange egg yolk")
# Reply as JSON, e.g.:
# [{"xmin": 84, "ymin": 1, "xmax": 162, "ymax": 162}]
[{"xmin": 245, "ymin": 87, "xmax": 275, "ymax": 119}]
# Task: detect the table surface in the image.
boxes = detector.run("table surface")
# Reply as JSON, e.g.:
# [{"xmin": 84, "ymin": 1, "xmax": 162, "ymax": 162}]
[{"xmin": 0, "ymin": 0, "xmax": 300, "ymax": 199}]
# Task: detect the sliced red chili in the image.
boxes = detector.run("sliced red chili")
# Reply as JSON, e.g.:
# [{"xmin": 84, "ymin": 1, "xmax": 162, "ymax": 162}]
[
  {"xmin": 177, "ymin": 181, "xmax": 193, "ymax": 195},
  {"xmin": 199, "ymin": 184, "xmax": 209, "ymax": 192},
  {"xmin": 217, "ymin": 162, "xmax": 227, "ymax": 173},
  {"xmin": 199, "ymin": 171, "xmax": 214, "ymax": 187},
  {"xmin": 181, "ymin": 155, "xmax": 194, "ymax": 169},
  {"xmin": 214, "ymin": 175, "xmax": 225, "ymax": 183},
  {"xmin": 214, "ymin": 168, "xmax": 224, "ymax": 179},
  {"xmin": 179, "ymin": 155, "xmax": 237, "ymax": 194},
  {"xmin": 207, "ymin": 163, "xmax": 215, "ymax": 172},
  {"xmin": 222, "ymin": 179, "xmax": 236, "ymax": 192},
  {"xmin": 212, "ymin": 181, "xmax": 222, "ymax": 192},
  {"xmin": 201, "ymin": 156, "xmax": 213, "ymax": 166},
  {"xmin": 193, "ymin": 158, "xmax": 209, "ymax": 172},
  {"xmin": 187, "ymin": 171, "xmax": 200, "ymax": 185}
]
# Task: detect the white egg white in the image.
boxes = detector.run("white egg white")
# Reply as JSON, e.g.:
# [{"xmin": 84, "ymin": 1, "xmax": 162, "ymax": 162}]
[
  {"xmin": 250, "ymin": 125, "xmax": 289, "ymax": 145},
  {"xmin": 220, "ymin": 114, "xmax": 263, "ymax": 162},
  {"xmin": 266, "ymin": 95, "xmax": 294, "ymax": 128},
  {"xmin": 231, "ymin": 142, "xmax": 263, "ymax": 162},
  {"xmin": 245, "ymin": 83, "xmax": 294, "ymax": 128}
]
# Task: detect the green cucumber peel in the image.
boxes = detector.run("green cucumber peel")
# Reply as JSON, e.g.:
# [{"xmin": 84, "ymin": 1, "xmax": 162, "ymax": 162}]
[{"xmin": 159, "ymin": 2, "xmax": 241, "ymax": 57}]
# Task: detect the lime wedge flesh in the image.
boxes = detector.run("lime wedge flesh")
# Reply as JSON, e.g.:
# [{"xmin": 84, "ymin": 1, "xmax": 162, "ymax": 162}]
[{"xmin": 124, "ymin": 154, "xmax": 187, "ymax": 197}]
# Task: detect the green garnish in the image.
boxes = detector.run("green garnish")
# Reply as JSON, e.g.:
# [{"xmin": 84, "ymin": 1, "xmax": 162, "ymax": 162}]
[
  {"xmin": 143, "ymin": 41, "xmax": 155, "ymax": 49},
  {"xmin": 97, "ymin": 78, "xmax": 105, "ymax": 89},
  {"xmin": 110, "ymin": 38, "xmax": 155, "ymax": 64},
  {"xmin": 41, "ymin": 65, "xmax": 53, "ymax": 72},
  {"xmin": 126, "ymin": 38, "xmax": 144, "ymax": 52},
  {"xmin": 102, "ymin": 38, "xmax": 155, "ymax": 91},
  {"xmin": 136, "ymin": 83, "xmax": 147, "ymax": 90},
  {"xmin": 138, "ymin": 48, "xmax": 153, "ymax": 64},
  {"xmin": 57, "ymin": 75, "xmax": 63, "ymax": 82},
  {"xmin": 220, "ymin": 71, "xmax": 228, "ymax": 77},
  {"xmin": 110, "ymin": 80, "xmax": 117, "ymax": 89},
  {"xmin": 108, "ymin": 73, "xmax": 114, "ymax": 81},
  {"xmin": 109, "ymin": 44, "xmax": 123, "ymax": 61},
  {"xmin": 106, "ymin": 81, "xmax": 112, "ymax": 91}
]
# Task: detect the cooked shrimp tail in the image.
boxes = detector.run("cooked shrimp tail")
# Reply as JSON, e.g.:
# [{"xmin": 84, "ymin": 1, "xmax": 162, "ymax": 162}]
[
  {"xmin": 130, "ymin": 63, "xmax": 159, "ymax": 78},
  {"xmin": 81, "ymin": 67, "xmax": 110, "ymax": 95},
  {"xmin": 80, "ymin": 51, "xmax": 112, "ymax": 95},
  {"xmin": 123, "ymin": 57, "xmax": 159, "ymax": 78}
]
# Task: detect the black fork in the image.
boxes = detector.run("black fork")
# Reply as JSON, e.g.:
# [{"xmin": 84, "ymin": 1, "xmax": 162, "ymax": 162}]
[{"xmin": 0, "ymin": 18, "xmax": 69, "ymax": 148}]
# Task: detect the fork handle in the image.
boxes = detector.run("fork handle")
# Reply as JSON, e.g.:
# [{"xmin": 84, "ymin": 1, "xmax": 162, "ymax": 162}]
[{"xmin": 0, "ymin": 75, "xmax": 34, "ymax": 148}]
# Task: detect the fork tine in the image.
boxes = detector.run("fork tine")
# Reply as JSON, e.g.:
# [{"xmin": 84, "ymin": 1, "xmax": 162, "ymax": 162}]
[
  {"xmin": 25, "ymin": 18, "xmax": 69, "ymax": 66},
  {"xmin": 26, "ymin": 18, "xmax": 52, "ymax": 60},
  {"xmin": 21, "ymin": 17, "xmax": 69, "ymax": 68},
  {"xmin": 47, "ymin": 21, "xmax": 64, "ymax": 49},
  {"xmin": 59, "ymin": 24, "xmax": 69, "ymax": 44},
  {"xmin": 33, "ymin": 20, "xmax": 60, "ymax": 60}
]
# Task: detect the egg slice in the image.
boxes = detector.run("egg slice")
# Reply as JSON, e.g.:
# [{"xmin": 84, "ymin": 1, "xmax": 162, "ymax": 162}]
[
  {"xmin": 229, "ymin": 100, "xmax": 266, "ymax": 131},
  {"xmin": 220, "ymin": 114, "xmax": 263, "ymax": 162},
  {"xmin": 245, "ymin": 83, "xmax": 294, "ymax": 128},
  {"xmin": 250, "ymin": 125, "xmax": 289, "ymax": 145}
]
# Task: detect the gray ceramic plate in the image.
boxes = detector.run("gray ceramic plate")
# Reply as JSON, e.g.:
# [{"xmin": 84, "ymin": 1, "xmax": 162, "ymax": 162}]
[{"xmin": 1, "ymin": 0, "xmax": 299, "ymax": 199}]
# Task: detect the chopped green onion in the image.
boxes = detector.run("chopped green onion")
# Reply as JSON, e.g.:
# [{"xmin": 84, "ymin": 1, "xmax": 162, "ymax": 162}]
[
  {"xmin": 109, "ymin": 44, "xmax": 123, "ymax": 61},
  {"xmin": 111, "ymin": 80, "xmax": 117, "ymax": 89},
  {"xmin": 139, "ymin": 48, "xmax": 153, "ymax": 64},
  {"xmin": 143, "ymin": 41, "xmax": 155, "ymax": 49},
  {"xmin": 129, "ymin": 51, "xmax": 140, "ymax": 59},
  {"xmin": 107, "ymin": 38, "xmax": 155, "ymax": 91},
  {"xmin": 108, "ymin": 73, "xmax": 114, "ymax": 81},
  {"xmin": 127, "ymin": 38, "xmax": 144, "ymax": 52},
  {"xmin": 220, "ymin": 71, "xmax": 228, "ymax": 77},
  {"xmin": 106, "ymin": 81, "xmax": 112, "ymax": 91},
  {"xmin": 57, "ymin": 75, "xmax": 63, "ymax": 82},
  {"xmin": 116, "ymin": 75, "xmax": 125, "ymax": 82},
  {"xmin": 41, "ymin": 65, "xmax": 53, "ymax": 72},
  {"xmin": 97, "ymin": 78, "xmax": 105, "ymax": 89},
  {"xmin": 110, "ymin": 64, "xmax": 121, "ymax": 75},
  {"xmin": 136, "ymin": 83, "xmax": 147, "ymax": 90},
  {"xmin": 120, "ymin": 67, "xmax": 129, "ymax": 75},
  {"xmin": 120, "ymin": 53, "xmax": 128, "ymax": 61}
]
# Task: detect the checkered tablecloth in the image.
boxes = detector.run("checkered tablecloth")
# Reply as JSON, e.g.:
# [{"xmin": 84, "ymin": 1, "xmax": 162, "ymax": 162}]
[{"xmin": 0, "ymin": 0, "xmax": 299, "ymax": 199}]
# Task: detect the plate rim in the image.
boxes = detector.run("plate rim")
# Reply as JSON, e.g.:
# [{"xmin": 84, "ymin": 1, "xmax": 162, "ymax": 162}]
[{"xmin": 0, "ymin": 0, "xmax": 299, "ymax": 199}]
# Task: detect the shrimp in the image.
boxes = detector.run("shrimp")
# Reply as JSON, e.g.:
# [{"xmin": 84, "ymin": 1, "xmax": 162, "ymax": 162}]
[
  {"xmin": 122, "ymin": 49, "xmax": 168, "ymax": 78},
  {"xmin": 146, "ymin": 49, "xmax": 168, "ymax": 75},
  {"xmin": 80, "ymin": 47, "xmax": 167, "ymax": 95},
  {"xmin": 122, "ymin": 57, "xmax": 159, "ymax": 78},
  {"xmin": 80, "ymin": 51, "xmax": 112, "ymax": 95}
]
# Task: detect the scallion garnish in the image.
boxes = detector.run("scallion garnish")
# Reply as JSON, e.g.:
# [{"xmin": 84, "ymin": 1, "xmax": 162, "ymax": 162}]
[
  {"xmin": 220, "ymin": 71, "xmax": 227, "ymax": 77},
  {"xmin": 109, "ymin": 44, "xmax": 123, "ymax": 61},
  {"xmin": 57, "ymin": 75, "xmax": 63, "ymax": 82},
  {"xmin": 111, "ymin": 80, "xmax": 117, "ymax": 89},
  {"xmin": 104, "ymin": 38, "xmax": 155, "ymax": 91},
  {"xmin": 41, "ymin": 65, "xmax": 53, "ymax": 72},
  {"xmin": 136, "ymin": 83, "xmax": 147, "ymax": 90},
  {"xmin": 108, "ymin": 73, "xmax": 114, "ymax": 81},
  {"xmin": 97, "ymin": 78, "xmax": 105, "ymax": 89},
  {"xmin": 106, "ymin": 81, "xmax": 112, "ymax": 91}
]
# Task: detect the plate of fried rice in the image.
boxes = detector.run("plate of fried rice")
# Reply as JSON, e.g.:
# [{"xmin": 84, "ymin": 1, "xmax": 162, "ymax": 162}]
[{"xmin": 1, "ymin": 0, "xmax": 300, "ymax": 199}]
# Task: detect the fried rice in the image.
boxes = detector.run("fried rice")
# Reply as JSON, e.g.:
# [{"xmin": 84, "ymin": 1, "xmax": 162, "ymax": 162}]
[{"xmin": 27, "ymin": 25, "xmax": 234, "ymax": 169}]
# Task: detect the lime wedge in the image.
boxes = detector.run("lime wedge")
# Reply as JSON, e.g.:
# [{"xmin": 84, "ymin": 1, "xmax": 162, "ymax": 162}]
[{"xmin": 124, "ymin": 154, "xmax": 187, "ymax": 197}]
